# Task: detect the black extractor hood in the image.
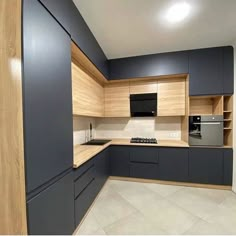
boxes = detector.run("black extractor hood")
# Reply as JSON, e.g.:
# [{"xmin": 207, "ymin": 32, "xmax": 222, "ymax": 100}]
[{"xmin": 130, "ymin": 93, "xmax": 157, "ymax": 117}]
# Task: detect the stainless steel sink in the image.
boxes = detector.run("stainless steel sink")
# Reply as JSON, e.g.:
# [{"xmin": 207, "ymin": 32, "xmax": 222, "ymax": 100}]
[{"xmin": 82, "ymin": 139, "xmax": 111, "ymax": 146}]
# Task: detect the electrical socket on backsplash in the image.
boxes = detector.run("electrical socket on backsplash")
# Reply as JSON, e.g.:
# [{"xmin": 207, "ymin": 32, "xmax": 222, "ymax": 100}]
[{"xmin": 169, "ymin": 132, "xmax": 179, "ymax": 138}]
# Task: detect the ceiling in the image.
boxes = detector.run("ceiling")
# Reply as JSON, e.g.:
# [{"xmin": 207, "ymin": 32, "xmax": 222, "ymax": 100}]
[{"xmin": 73, "ymin": 0, "xmax": 236, "ymax": 59}]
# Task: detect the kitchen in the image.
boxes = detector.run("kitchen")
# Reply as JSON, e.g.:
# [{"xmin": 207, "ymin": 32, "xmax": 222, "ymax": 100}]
[{"xmin": 1, "ymin": 0, "xmax": 236, "ymax": 235}]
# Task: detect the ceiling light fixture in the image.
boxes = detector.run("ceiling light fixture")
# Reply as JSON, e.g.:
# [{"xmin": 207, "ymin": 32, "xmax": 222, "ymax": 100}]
[{"xmin": 166, "ymin": 2, "xmax": 191, "ymax": 23}]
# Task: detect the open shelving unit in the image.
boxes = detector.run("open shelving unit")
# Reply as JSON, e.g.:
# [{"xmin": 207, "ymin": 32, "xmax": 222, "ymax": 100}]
[
  {"xmin": 223, "ymin": 96, "xmax": 233, "ymax": 147},
  {"xmin": 188, "ymin": 95, "xmax": 233, "ymax": 147}
]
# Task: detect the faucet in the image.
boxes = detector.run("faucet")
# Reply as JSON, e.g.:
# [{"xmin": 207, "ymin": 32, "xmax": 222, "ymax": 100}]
[{"xmin": 89, "ymin": 123, "xmax": 93, "ymax": 141}]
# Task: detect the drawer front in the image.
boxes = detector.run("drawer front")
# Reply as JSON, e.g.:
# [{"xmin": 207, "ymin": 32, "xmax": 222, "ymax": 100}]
[
  {"xmin": 74, "ymin": 158, "xmax": 94, "ymax": 181},
  {"xmin": 130, "ymin": 147, "xmax": 158, "ymax": 163},
  {"xmin": 130, "ymin": 162, "xmax": 158, "ymax": 179},
  {"xmin": 74, "ymin": 165, "xmax": 95, "ymax": 198},
  {"xmin": 75, "ymin": 179, "xmax": 96, "ymax": 226}
]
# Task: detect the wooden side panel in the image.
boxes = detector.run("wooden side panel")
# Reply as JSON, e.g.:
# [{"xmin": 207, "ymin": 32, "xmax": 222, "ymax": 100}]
[
  {"xmin": 190, "ymin": 97, "xmax": 213, "ymax": 115},
  {"xmin": 158, "ymin": 78, "xmax": 186, "ymax": 116},
  {"xmin": 104, "ymin": 82, "xmax": 130, "ymax": 117},
  {"xmin": 72, "ymin": 62, "xmax": 104, "ymax": 117},
  {"xmin": 0, "ymin": 0, "xmax": 27, "ymax": 234},
  {"xmin": 129, "ymin": 80, "xmax": 157, "ymax": 94}
]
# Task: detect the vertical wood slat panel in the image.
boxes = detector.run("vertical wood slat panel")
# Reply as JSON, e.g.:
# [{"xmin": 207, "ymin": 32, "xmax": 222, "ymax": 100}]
[{"xmin": 0, "ymin": 0, "xmax": 27, "ymax": 234}]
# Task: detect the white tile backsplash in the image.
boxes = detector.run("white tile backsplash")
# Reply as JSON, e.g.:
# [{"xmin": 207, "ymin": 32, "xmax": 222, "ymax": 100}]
[
  {"xmin": 73, "ymin": 116, "xmax": 96, "ymax": 145},
  {"xmin": 95, "ymin": 117, "xmax": 181, "ymax": 140}
]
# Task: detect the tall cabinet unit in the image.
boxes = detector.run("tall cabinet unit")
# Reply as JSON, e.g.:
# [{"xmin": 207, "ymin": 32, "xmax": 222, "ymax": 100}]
[{"xmin": 23, "ymin": 0, "xmax": 74, "ymax": 234}]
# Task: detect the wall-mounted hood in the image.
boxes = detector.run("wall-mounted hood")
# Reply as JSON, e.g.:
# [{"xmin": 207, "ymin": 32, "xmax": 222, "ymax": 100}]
[{"xmin": 130, "ymin": 93, "xmax": 157, "ymax": 117}]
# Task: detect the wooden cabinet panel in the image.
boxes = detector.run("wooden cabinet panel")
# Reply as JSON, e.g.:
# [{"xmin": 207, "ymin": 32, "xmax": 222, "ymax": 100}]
[
  {"xmin": 158, "ymin": 78, "xmax": 186, "ymax": 116},
  {"xmin": 104, "ymin": 82, "xmax": 130, "ymax": 117},
  {"xmin": 130, "ymin": 80, "xmax": 157, "ymax": 94},
  {"xmin": 72, "ymin": 62, "xmax": 104, "ymax": 117}
]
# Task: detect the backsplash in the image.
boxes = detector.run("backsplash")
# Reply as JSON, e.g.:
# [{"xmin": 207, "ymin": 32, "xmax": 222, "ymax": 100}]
[
  {"xmin": 95, "ymin": 117, "xmax": 181, "ymax": 140},
  {"xmin": 73, "ymin": 116, "xmax": 96, "ymax": 145}
]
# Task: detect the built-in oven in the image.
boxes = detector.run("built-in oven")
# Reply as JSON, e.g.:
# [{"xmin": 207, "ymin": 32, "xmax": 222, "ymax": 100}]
[{"xmin": 189, "ymin": 115, "xmax": 223, "ymax": 146}]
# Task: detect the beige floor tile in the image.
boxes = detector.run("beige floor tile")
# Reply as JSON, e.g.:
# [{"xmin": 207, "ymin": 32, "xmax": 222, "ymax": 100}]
[
  {"xmin": 93, "ymin": 228, "xmax": 107, "ymax": 235},
  {"xmin": 167, "ymin": 187, "xmax": 220, "ymax": 220},
  {"xmin": 109, "ymin": 180, "xmax": 163, "ymax": 211},
  {"xmin": 75, "ymin": 211, "xmax": 101, "ymax": 235},
  {"xmin": 140, "ymin": 199, "xmax": 199, "ymax": 235},
  {"xmin": 205, "ymin": 206, "xmax": 236, "ymax": 234},
  {"xmin": 145, "ymin": 182, "xmax": 184, "ymax": 197},
  {"xmin": 104, "ymin": 211, "xmax": 167, "ymax": 235},
  {"xmin": 90, "ymin": 191, "xmax": 137, "ymax": 228},
  {"xmin": 184, "ymin": 219, "xmax": 233, "ymax": 235},
  {"xmin": 219, "ymin": 192, "xmax": 236, "ymax": 211}
]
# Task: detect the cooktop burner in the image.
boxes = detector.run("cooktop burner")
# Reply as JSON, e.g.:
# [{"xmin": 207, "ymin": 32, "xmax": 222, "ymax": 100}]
[{"xmin": 130, "ymin": 137, "xmax": 157, "ymax": 144}]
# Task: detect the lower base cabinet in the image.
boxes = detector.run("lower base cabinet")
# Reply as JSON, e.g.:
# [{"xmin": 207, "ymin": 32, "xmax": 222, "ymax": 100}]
[
  {"xmin": 110, "ymin": 146, "xmax": 130, "ymax": 176},
  {"xmin": 223, "ymin": 149, "xmax": 233, "ymax": 185},
  {"xmin": 74, "ymin": 149, "xmax": 109, "ymax": 227},
  {"xmin": 159, "ymin": 148, "xmax": 189, "ymax": 182},
  {"xmin": 189, "ymin": 148, "xmax": 224, "ymax": 185},
  {"xmin": 27, "ymin": 171, "xmax": 75, "ymax": 235}
]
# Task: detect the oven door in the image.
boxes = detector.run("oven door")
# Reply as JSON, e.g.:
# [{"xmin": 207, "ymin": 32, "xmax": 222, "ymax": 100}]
[{"xmin": 189, "ymin": 122, "xmax": 223, "ymax": 146}]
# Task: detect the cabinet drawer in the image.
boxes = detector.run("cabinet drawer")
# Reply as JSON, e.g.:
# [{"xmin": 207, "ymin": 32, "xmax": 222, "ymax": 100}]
[
  {"xmin": 74, "ymin": 158, "xmax": 94, "ymax": 181},
  {"xmin": 130, "ymin": 163, "xmax": 158, "ymax": 179},
  {"xmin": 130, "ymin": 147, "xmax": 158, "ymax": 163},
  {"xmin": 75, "ymin": 178, "xmax": 96, "ymax": 226},
  {"xmin": 74, "ymin": 165, "xmax": 95, "ymax": 198}
]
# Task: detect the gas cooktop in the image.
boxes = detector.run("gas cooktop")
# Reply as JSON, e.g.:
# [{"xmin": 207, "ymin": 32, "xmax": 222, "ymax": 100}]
[{"xmin": 130, "ymin": 137, "xmax": 157, "ymax": 144}]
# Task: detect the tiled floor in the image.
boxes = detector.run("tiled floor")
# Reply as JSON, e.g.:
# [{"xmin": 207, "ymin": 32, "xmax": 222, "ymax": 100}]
[{"xmin": 74, "ymin": 180, "xmax": 236, "ymax": 235}]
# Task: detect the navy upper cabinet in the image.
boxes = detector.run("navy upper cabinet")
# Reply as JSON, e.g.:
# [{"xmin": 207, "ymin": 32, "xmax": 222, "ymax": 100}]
[
  {"xmin": 39, "ymin": 0, "xmax": 73, "ymax": 35},
  {"xmin": 109, "ymin": 51, "xmax": 189, "ymax": 80},
  {"xmin": 70, "ymin": 1, "xmax": 109, "ymax": 78},
  {"xmin": 189, "ymin": 46, "xmax": 234, "ymax": 96},
  {"xmin": 23, "ymin": 0, "xmax": 73, "ymax": 193},
  {"xmin": 223, "ymin": 46, "xmax": 234, "ymax": 94}
]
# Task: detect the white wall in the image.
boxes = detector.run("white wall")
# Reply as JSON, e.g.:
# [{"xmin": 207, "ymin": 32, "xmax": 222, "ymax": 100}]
[{"xmin": 233, "ymin": 43, "xmax": 236, "ymax": 192}]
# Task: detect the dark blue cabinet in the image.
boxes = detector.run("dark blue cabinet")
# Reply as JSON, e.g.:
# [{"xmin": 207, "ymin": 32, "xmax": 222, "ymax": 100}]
[
  {"xmin": 159, "ymin": 148, "xmax": 189, "ymax": 182},
  {"xmin": 70, "ymin": 1, "xmax": 109, "ymax": 78},
  {"xmin": 110, "ymin": 146, "xmax": 130, "ymax": 177},
  {"xmin": 109, "ymin": 51, "xmax": 189, "ymax": 80},
  {"xmin": 189, "ymin": 148, "xmax": 223, "ymax": 185},
  {"xmin": 27, "ymin": 172, "xmax": 75, "ymax": 235},
  {"xmin": 95, "ymin": 149, "xmax": 110, "ymax": 191},
  {"xmin": 23, "ymin": 0, "xmax": 73, "ymax": 193},
  {"xmin": 39, "ymin": 0, "xmax": 73, "ymax": 35},
  {"xmin": 223, "ymin": 46, "xmax": 234, "ymax": 95},
  {"xmin": 189, "ymin": 47, "xmax": 223, "ymax": 96},
  {"xmin": 223, "ymin": 149, "xmax": 233, "ymax": 185}
]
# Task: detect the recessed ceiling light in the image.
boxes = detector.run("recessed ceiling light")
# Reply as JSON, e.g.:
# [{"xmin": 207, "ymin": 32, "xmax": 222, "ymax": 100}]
[{"xmin": 166, "ymin": 2, "xmax": 191, "ymax": 23}]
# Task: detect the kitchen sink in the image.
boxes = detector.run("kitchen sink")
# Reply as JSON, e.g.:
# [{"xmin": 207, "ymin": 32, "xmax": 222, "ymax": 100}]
[{"xmin": 82, "ymin": 139, "xmax": 111, "ymax": 145}]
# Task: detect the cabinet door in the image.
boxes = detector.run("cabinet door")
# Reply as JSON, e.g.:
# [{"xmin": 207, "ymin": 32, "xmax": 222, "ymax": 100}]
[
  {"xmin": 23, "ymin": 0, "xmax": 73, "ymax": 193},
  {"xmin": 39, "ymin": 0, "xmax": 72, "ymax": 34},
  {"xmin": 130, "ymin": 163, "xmax": 158, "ymax": 179},
  {"xmin": 189, "ymin": 47, "xmax": 223, "ymax": 96},
  {"xmin": 223, "ymin": 46, "xmax": 234, "ymax": 95},
  {"xmin": 109, "ymin": 51, "xmax": 189, "ymax": 80},
  {"xmin": 27, "ymin": 172, "xmax": 75, "ymax": 235},
  {"xmin": 159, "ymin": 148, "xmax": 189, "ymax": 182},
  {"xmin": 189, "ymin": 148, "xmax": 223, "ymax": 185},
  {"xmin": 110, "ymin": 146, "xmax": 130, "ymax": 177},
  {"xmin": 95, "ymin": 149, "xmax": 109, "ymax": 191},
  {"xmin": 70, "ymin": 1, "xmax": 109, "ymax": 78},
  {"xmin": 104, "ymin": 82, "xmax": 130, "ymax": 117},
  {"xmin": 223, "ymin": 149, "xmax": 233, "ymax": 185},
  {"xmin": 130, "ymin": 147, "xmax": 159, "ymax": 163},
  {"xmin": 158, "ymin": 78, "xmax": 186, "ymax": 116},
  {"xmin": 72, "ymin": 62, "xmax": 104, "ymax": 117}
]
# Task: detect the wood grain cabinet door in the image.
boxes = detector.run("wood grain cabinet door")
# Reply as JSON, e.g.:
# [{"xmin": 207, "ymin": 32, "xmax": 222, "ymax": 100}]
[
  {"xmin": 72, "ymin": 62, "xmax": 104, "ymax": 117},
  {"xmin": 158, "ymin": 78, "xmax": 186, "ymax": 116},
  {"xmin": 104, "ymin": 82, "xmax": 130, "ymax": 117}
]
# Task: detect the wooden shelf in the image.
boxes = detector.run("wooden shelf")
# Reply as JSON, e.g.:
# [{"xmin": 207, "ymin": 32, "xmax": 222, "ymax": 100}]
[
  {"xmin": 224, "ymin": 119, "xmax": 232, "ymax": 121},
  {"xmin": 224, "ymin": 127, "xmax": 232, "ymax": 130},
  {"xmin": 224, "ymin": 110, "xmax": 232, "ymax": 113}
]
